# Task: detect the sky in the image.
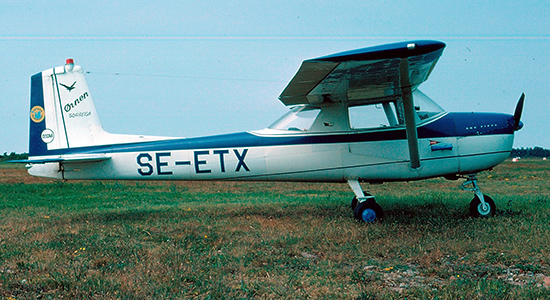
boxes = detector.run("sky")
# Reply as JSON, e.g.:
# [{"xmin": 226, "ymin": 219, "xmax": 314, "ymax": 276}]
[{"xmin": 1, "ymin": 1, "xmax": 549, "ymax": 154}]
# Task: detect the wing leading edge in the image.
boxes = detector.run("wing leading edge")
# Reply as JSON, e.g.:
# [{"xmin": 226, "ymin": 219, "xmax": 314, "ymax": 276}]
[{"xmin": 279, "ymin": 40, "xmax": 445, "ymax": 106}]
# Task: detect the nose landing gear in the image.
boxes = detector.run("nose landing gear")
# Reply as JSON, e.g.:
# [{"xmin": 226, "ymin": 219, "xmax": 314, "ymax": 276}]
[{"xmin": 461, "ymin": 174, "xmax": 496, "ymax": 217}]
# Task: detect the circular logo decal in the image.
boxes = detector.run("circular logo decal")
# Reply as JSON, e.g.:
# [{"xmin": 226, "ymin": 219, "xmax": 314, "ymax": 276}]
[
  {"xmin": 30, "ymin": 106, "xmax": 45, "ymax": 123},
  {"xmin": 41, "ymin": 129, "xmax": 55, "ymax": 144}
]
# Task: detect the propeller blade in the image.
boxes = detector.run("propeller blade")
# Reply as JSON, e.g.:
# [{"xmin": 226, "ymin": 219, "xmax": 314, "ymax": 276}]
[{"xmin": 513, "ymin": 93, "xmax": 525, "ymax": 130}]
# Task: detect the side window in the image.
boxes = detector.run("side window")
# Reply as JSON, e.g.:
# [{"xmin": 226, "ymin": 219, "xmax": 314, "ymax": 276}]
[{"xmin": 349, "ymin": 102, "xmax": 399, "ymax": 129}]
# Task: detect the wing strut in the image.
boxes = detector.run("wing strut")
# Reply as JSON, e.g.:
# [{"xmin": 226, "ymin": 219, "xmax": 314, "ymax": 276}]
[{"xmin": 400, "ymin": 58, "xmax": 421, "ymax": 169}]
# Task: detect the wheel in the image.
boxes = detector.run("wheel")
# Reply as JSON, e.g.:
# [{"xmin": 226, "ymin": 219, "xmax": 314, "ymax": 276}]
[
  {"xmin": 351, "ymin": 192, "xmax": 372, "ymax": 210},
  {"xmin": 469, "ymin": 195, "xmax": 496, "ymax": 217},
  {"xmin": 353, "ymin": 199, "xmax": 384, "ymax": 223}
]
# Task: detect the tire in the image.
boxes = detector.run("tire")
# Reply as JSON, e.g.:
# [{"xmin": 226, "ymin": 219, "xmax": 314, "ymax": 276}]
[
  {"xmin": 353, "ymin": 199, "xmax": 384, "ymax": 223},
  {"xmin": 469, "ymin": 195, "xmax": 496, "ymax": 217}
]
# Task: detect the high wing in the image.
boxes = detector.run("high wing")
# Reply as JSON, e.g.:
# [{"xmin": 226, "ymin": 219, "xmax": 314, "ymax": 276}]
[
  {"xmin": 279, "ymin": 40, "xmax": 446, "ymax": 169},
  {"xmin": 279, "ymin": 40, "xmax": 445, "ymax": 106}
]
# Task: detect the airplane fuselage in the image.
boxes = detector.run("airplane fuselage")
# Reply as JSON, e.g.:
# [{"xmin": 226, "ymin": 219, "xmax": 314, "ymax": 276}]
[{"xmin": 28, "ymin": 111, "xmax": 515, "ymax": 183}]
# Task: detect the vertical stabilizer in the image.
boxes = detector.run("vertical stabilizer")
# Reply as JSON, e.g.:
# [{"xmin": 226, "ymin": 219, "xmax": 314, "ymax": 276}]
[{"xmin": 29, "ymin": 59, "xmax": 107, "ymax": 156}]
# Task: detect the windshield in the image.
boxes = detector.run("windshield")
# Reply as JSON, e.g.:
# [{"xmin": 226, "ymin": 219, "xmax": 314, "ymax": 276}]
[
  {"xmin": 268, "ymin": 106, "xmax": 321, "ymax": 131},
  {"xmin": 413, "ymin": 90, "xmax": 444, "ymax": 120}
]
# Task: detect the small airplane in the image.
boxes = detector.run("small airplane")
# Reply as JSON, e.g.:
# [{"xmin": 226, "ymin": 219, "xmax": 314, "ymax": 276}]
[{"xmin": 11, "ymin": 40, "xmax": 524, "ymax": 223}]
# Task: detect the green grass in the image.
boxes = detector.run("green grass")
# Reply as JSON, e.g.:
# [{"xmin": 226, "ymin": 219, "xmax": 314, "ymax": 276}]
[{"xmin": 0, "ymin": 159, "xmax": 549, "ymax": 299}]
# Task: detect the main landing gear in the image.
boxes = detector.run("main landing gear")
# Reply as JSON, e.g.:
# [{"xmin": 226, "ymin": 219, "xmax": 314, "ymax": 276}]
[
  {"xmin": 461, "ymin": 174, "xmax": 496, "ymax": 217},
  {"xmin": 347, "ymin": 179, "xmax": 384, "ymax": 223}
]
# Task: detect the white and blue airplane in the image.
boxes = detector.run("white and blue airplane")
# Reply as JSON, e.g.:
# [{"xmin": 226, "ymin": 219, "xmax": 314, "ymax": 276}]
[{"xmin": 12, "ymin": 40, "xmax": 524, "ymax": 222}]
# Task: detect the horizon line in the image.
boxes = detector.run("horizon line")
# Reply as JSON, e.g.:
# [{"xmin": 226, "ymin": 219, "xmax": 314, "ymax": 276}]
[{"xmin": 1, "ymin": 35, "xmax": 549, "ymax": 41}]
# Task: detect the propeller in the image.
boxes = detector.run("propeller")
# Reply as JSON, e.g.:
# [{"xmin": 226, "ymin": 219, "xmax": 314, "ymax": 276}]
[{"xmin": 513, "ymin": 93, "xmax": 525, "ymax": 131}]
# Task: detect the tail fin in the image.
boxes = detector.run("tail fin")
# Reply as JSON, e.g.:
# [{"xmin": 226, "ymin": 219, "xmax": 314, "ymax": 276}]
[
  {"xmin": 29, "ymin": 59, "xmax": 108, "ymax": 156},
  {"xmin": 28, "ymin": 59, "xmax": 173, "ymax": 158}
]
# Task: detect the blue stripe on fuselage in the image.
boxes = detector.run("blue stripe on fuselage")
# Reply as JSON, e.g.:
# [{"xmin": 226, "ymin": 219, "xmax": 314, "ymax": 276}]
[{"xmin": 33, "ymin": 112, "xmax": 515, "ymax": 157}]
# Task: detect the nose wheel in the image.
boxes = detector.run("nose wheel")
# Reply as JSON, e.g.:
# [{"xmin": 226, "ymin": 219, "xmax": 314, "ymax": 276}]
[
  {"xmin": 461, "ymin": 174, "xmax": 496, "ymax": 217},
  {"xmin": 470, "ymin": 195, "xmax": 496, "ymax": 217}
]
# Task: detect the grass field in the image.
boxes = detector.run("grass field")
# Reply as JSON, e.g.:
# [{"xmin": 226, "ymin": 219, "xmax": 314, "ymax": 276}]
[{"xmin": 0, "ymin": 159, "xmax": 549, "ymax": 299}]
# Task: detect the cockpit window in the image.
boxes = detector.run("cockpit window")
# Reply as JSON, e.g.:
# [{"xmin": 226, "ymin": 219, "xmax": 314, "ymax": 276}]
[{"xmin": 268, "ymin": 106, "xmax": 321, "ymax": 131}]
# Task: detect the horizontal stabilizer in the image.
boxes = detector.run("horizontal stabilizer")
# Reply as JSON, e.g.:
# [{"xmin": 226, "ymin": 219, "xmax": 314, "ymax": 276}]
[{"xmin": 8, "ymin": 154, "xmax": 111, "ymax": 164}]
